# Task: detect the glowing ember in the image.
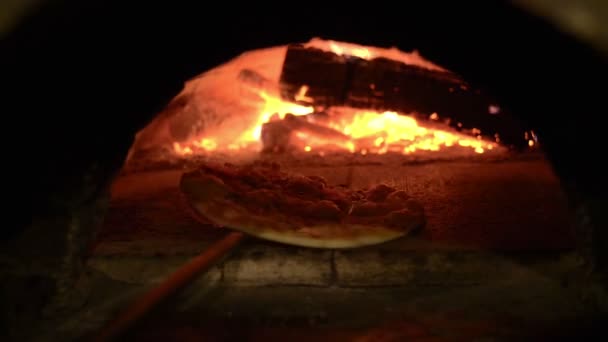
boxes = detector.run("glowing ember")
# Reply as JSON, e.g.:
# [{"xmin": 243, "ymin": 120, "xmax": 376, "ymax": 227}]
[
  {"xmin": 294, "ymin": 85, "xmax": 314, "ymax": 103},
  {"xmin": 322, "ymin": 109, "xmax": 491, "ymax": 154},
  {"xmin": 488, "ymin": 104, "xmax": 501, "ymax": 114},
  {"xmin": 172, "ymin": 90, "xmax": 497, "ymax": 156},
  {"xmin": 305, "ymin": 37, "xmax": 446, "ymax": 72},
  {"xmin": 244, "ymin": 91, "xmax": 313, "ymax": 142},
  {"xmin": 173, "ymin": 142, "xmax": 193, "ymax": 155}
]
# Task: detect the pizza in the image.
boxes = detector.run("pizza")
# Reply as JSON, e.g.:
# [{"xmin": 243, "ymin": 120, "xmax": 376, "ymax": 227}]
[{"xmin": 179, "ymin": 161, "xmax": 425, "ymax": 249}]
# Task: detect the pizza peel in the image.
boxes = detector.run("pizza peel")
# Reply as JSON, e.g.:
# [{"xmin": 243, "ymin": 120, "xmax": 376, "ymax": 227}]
[
  {"xmin": 179, "ymin": 164, "xmax": 425, "ymax": 249},
  {"xmin": 95, "ymin": 163, "xmax": 423, "ymax": 341},
  {"xmin": 93, "ymin": 230, "xmax": 245, "ymax": 341}
]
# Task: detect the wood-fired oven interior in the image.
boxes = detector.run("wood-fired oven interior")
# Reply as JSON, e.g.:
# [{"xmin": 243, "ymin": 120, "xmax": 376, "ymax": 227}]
[{"xmin": 91, "ymin": 39, "xmax": 579, "ymax": 340}]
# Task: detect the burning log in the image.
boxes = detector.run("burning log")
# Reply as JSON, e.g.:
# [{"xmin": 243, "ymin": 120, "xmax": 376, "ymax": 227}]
[
  {"xmin": 238, "ymin": 68, "xmax": 282, "ymax": 98},
  {"xmin": 279, "ymin": 44, "xmax": 530, "ymax": 149},
  {"xmin": 129, "ymin": 41, "xmax": 523, "ymax": 161},
  {"xmin": 130, "ymin": 68, "xmax": 286, "ymax": 160},
  {"xmin": 127, "ymin": 93, "xmax": 195, "ymax": 161},
  {"xmin": 261, "ymin": 120, "xmax": 292, "ymax": 153},
  {"xmin": 279, "ymin": 44, "xmax": 463, "ymax": 110},
  {"xmin": 261, "ymin": 113, "xmax": 350, "ymax": 153},
  {"xmin": 280, "ymin": 45, "xmax": 352, "ymax": 108}
]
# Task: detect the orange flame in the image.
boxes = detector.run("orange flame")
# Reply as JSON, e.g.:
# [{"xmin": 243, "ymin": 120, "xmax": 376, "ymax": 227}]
[
  {"xmin": 325, "ymin": 110, "xmax": 491, "ymax": 154},
  {"xmin": 172, "ymin": 91, "xmax": 497, "ymax": 156},
  {"xmin": 305, "ymin": 37, "xmax": 446, "ymax": 72},
  {"xmin": 294, "ymin": 85, "xmax": 314, "ymax": 103},
  {"xmin": 245, "ymin": 91, "xmax": 314, "ymax": 142}
]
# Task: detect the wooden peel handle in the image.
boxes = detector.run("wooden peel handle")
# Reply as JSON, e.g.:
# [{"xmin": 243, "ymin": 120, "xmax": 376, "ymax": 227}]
[{"xmin": 94, "ymin": 231, "xmax": 245, "ymax": 342}]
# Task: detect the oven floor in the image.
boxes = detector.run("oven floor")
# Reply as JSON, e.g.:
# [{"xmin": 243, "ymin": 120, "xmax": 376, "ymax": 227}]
[
  {"xmin": 45, "ymin": 154, "xmax": 603, "ymax": 341},
  {"xmin": 60, "ymin": 270, "xmax": 604, "ymax": 341},
  {"xmin": 127, "ymin": 315, "xmax": 606, "ymax": 342},
  {"xmin": 99, "ymin": 153, "xmax": 573, "ymax": 252},
  {"xmin": 122, "ymin": 286, "xmax": 606, "ymax": 342}
]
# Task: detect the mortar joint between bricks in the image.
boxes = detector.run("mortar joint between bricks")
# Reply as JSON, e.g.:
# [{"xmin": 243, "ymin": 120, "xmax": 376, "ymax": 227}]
[{"xmin": 329, "ymin": 250, "xmax": 338, "ymax": 287}]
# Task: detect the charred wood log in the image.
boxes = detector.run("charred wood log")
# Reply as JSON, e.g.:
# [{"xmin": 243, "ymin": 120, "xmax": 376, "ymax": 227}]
[
  {"xmin": 261, "ymin": 114, "xmax": 350, "ymax": 153},
  {"xmin": 238, "ymin": 68, "xmax": 281, "ymax": 98},
  {"xmin": 280, "ymin": 46, "xmax": 352, "ymax": 108},
  {"xmin": 279, "ymin": 44, "xmax": 530, "ymax": 149},
  {"xmin": 279, "ymin": 44, "xmax": 465, "ymax": 109}
]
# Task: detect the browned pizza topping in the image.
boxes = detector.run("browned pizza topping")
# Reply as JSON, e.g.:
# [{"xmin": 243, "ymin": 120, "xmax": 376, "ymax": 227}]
[
  {"xmin": 239, "ymin": 168, "xmax": 273, "ymax": 188},
  {"xmin": 276, "ymin": 197, "xmax": 341, "ymax": 224},
  {"xmin": 199, "ymin": 163, "xmax": 238, "ymax": 180},
  {"xmin": 180, "ymin": 173, "xmax": 228, "ymax": 201},
  {"xmin": 384, "ymin": 209, "xmax": 422, "ymax": 229},
  {"xmin": 240, "ymin": 189, "xmax": 281, "ymax": 212},
  {"xmin": 365, "ymin": 184, "xmax": 397, "ymax": 202},
  {"xmin": 284, "ymin": 174, "xmax": 325, "ymax": 199},
  {"xmin": 322, "ymin": 189, "xmax": 352, "ymax": 213},
  {"xmin": 181, "ymin": 161, "xmax": 426, "ymax": 248},
  {"xmin": 350, "ymin": 201, "xmax": 404, "ymax": 217},
  {"xmin": 185, "ymin": 162, "xmax": 423, "ymax": 228},
  {"xmin": 304, "ymin": 200, "xmax": 343, "ymax": 221},
  {"xmin": 349, "ymin": 202, "xmax": 379, "ymax": 217},
  {"xmin": 350, "ymin": 190, "xmax": 367, "ymax": 201},
  {"xmin": 307, "ymin": 175, "xmax": 328, "ymax": 187},
  {"xmin": 251, "ymin": 160, "xmax": 281, "ymax": 171},
  {"xmin": 386, "ymin": 190, "xmax": 410, "ymax": 202},
  {"xmin": 277, "ymin": 196, "xmax": 315, "ymax": 214},
  {"xmin": 403, "ymin": 199, "xmax": 425, "ymax": 213}
]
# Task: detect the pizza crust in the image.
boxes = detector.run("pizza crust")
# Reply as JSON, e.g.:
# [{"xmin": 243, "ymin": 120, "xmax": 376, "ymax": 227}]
[
  {"xmin": 196, "ymin": 199, "xmax": 411, "ymax": 249},
  {"xmin": 180, "ymin": 167, "xmax": 425, "ymax": 249}
]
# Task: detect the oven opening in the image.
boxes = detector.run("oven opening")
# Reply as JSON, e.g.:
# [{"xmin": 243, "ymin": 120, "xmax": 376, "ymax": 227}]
[
  {"xmin": 87, "ymin": 39, "xmax": 581, "ymax": 340},
  {"xmin": 125, "ymin": 38, "xmax": 531, "ymax": 169}
]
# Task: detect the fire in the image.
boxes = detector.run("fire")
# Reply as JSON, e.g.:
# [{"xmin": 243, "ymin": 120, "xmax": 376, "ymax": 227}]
[
  {"xmin": 332, "ymin": 110, "xmax": 490, "ymax": 154},
  {"xmin": 328, "ymin": 41, "xmax": 372, "ymax": 59},
  {"xmin": 305, "ymin": 37, "xmax": 446, "ymax": 72},
  {"xmin": 294, "ymin": 85, "xmax": 314, "ymax": 103},
  {"xmin": 173, "ymin": 142, "xmax": 193, "ymax": 155},
  {"xmin": 198, "ymin": 138, "xmax": 217, "ymax": 150},
  {"xmin": 155, "ymin": 38, "xmax": 502, "ymax": 158},
  {"xmin": 172, "ymin": 90, "xmax": 496, "ymax": 156},
  {"xmin": 246, "ymin": 91, "xmax": 314, "ymax": 141}
]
